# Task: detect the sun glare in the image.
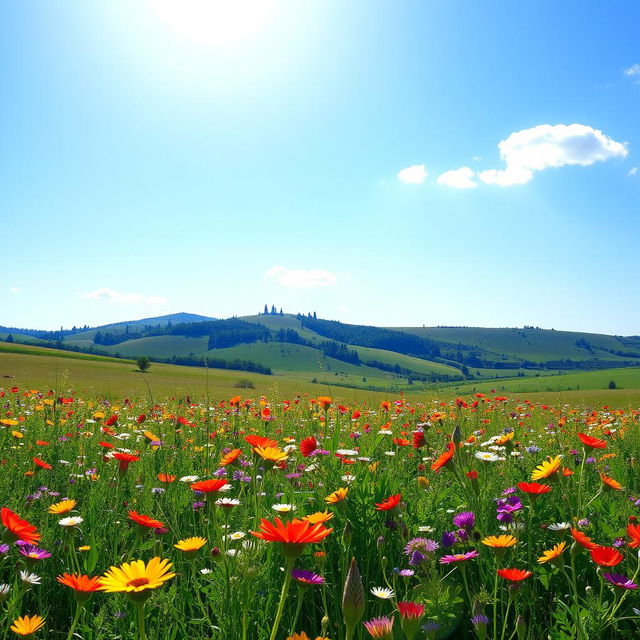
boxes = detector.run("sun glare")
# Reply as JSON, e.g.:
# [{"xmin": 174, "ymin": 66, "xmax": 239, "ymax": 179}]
[{"xmin": 148, "ymin": 0, "xmax": 277, "ymax": 46}]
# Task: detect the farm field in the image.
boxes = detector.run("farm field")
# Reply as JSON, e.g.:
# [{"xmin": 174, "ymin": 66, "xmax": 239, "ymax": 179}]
[{"xmin": 1, "ymin": 350, "xmax": 640, "ymax": 639}]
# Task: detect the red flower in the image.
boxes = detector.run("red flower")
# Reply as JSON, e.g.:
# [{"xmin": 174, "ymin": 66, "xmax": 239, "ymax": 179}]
[
  {"xmin": 517, "ymin": 482, "xmax": 552, "ymax": 495},
  {"xmin": 250, "ymin": 518, "xmax": 332, "ymax": 545},
  {"xmin": 497, "ymin": 568, "xmax": 532, "ymax": 582},
  {"xmin": 98, "ymin": 441, "xmax": 114, "ymax": 449},
  {"xmin": 300, "ymin": 436, "xmax": 317, "ymax": 458},
  {"xmin": 412, "ymin": 431, "xmax": 425, "ymax": 449},
  {"xmin": 577, "ymin": 432, "xmax": 606, "ymax": 449},
  {"xmin": 375, "ymin": 494, "xmax": 402, "ymax": 511},
  {"xmin": 191, "ymin": 478, "xmax": 229, "ymax": 493},
  {"xmin": 398, "ymin": 601, "xmax": 425, "ymax": 619},
  {"xmin": 431, "ymin": 441, "xmax": 455, "ymax": 473},
  {"xmin": 1, "ymin": 507, "xmax": 41, "ymax": 544},
  {"xmin": 590, "ymin": 546, "xmax": 623, "ymax": 567},
  {"xmin": 128, "ymin": 511, "xmax": 165, "ymax": 529},
  {"xmin": 105, "ymin": 415, "xmax": 118, "ymax": 427},
  {"xmin": 112, "ymin": 452, "xmax": 139, "ymax": 472},
  {"xmin": 33, "ymin": 457, "xmax": 52, "ymax": 470},
  {"xmin": 137, "ymin": 414, "xmax": 146, "ymax": 424}
]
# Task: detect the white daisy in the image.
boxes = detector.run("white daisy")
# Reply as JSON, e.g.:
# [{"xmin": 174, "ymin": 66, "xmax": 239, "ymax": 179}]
[
  {"xmin": 272, "ymin": 503, "xmax": 296, "ymax": 513},
  {"xmin": 179, "ymin": 475, "xmax": 199, "ymax": 483},
  {"xmin": 371, "ymin": 586, "xmax": 395, "ymax": 599},
  {"xmin": 475, "ymin": 451, "xmax": 499, "ymax": 462},
  {"xmin": 20, "ymin": 570, "xmax": 41, "ymax": 585},
  {"xmin": 59, "ymin": 516, "xmax": 84, "ymax": 527},
  {"xmin": 336, "ymin": 449, "xmax": 358, "ymax": 456},
  {"xmin": 548, "ymin": 522, "xmax": 570, "ymax": 531},
  {"xmin": 215, "ymin": 497, "xmax": 240, "ymax": 508}
]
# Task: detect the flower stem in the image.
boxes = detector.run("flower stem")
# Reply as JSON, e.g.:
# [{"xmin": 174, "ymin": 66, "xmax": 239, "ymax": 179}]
[
  {"xmin": 270, "ymin": 557, "xmax": 295, "ymax": 640},
  {"xmin": 65, "ymin": 601, "xmax": 83, "ymax": 640},
  {"xmin": 136, "ymin": 601, "xmax": 147, "ymax": 640}
]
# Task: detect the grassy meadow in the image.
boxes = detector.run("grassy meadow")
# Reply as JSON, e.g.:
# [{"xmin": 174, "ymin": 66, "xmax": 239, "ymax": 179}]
[{"xmin": 0, "ymin": 347, "xmax": 639, "ymax": 639}]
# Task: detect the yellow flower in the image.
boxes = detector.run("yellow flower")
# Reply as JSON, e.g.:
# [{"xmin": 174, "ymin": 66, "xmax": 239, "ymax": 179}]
[
  {"xmin": 538, "ymin": 542, "xmax": 567, "ymax": 564},
  {"xmin": 78, "ymin": 545, "xmax": 91, "ymax": 552},
  {"xmin": 99, "ymin": 557, "xmax": 175, "ymax": 595},
  {"xmin": 302, "ymin": 511, "xmax": 334, "ymax": 525},
  {"xmin": 174, "ymin": 537, "xmax": 207, "ymax": 553},
  {"xmin": 495, "ymin": 432, "xmax": 515, "ymax": 445},
  {"xmin": 11, "ymin": 431, "xmax": 23, "ymax": 439},
  {"xmin": 482, "ymin": 534, "xmax": 517, "ymax": 548},
  {"xmin": 531, "ymin": 456, "xmax": 562, "ymax": 481},
  {"xmin": 0, "ymin": 419, "xmax": 19, "ymax": 426},
  {"xmin": 325, "ymin": 488, "xmax": 348, "ymax": 504},
  {"xmin": 48, "ymin": 499, "xmax": 77, "ymax": 515},
  {"xmin": 10, "ymin": 615, "xmax": 45, "ymax": 636},
  {"xmin": 417, "ymin": 476, "xmax": 430, "ymax": 489},
  {"xmin": 253, "ymin": 446, "xmax": 288, "ymax": 463}
]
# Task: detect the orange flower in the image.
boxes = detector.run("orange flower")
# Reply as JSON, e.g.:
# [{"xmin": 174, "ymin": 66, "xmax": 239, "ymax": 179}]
[
  {"xmin": 538, "ymin": 542, "xmax": 566, "ymax": 564},
  {"xmin": 301, "ymin": 511, "xmax": 334, "ymax": 525},
  {"xmin": 250, "ymin": 518, "xmax": 332, "ymax": 557},
  {"xmin": 220, "ymin": 449, "xmax": 242, "ymax": 466},
  {"xmin": 245, "ymin": 434, "xmax": 278, "ymax": 448},
  {"xmin": 590, "ymin": 545, "xmax": 623, "ymax": 567},
  {"xmin": 571, "ymin": 528, "xmax": 597, "ymax": 551},
  {"xmin": 317, "ymin": 396, "xmax": 332, "ymax": 409},
  {"xmin": 431, "ymin": 441, "xmax": 455, "ymax": 473},
  {"xmin": 627, "ymin": 523, "xmax": 640, "ymax": 549},
  {"xmin": 128, "ymin": 511, "xmax": 165, "ymax": 529},
  {"xmin": 254, "ymin": 446, "xmax": 288, "ymax": 464},
  {"xmin": 577, "ymin": 432, "xmax": 606, "ymax": 449},
  {"xmin": 157, "ymin": 473, "xmax": 176, "ymax": 484},
  {"xmin": 600, "ymin": 474, "xmax": 622, "ymax": 490},
  {"xmin": 482, "ymin": 535, "xmax": 517, "ymax": 548},
  {"xmin": 325, "ymin": 488, "xmax": 348, "ymax": 504},
  {"xmin": 57, "ymin": 573, "xmax": 103, "ymax": 591},
  {"xmin": 191, "ymin": 478, "xmax": 230, "ymax": 493},
  {"xmin": 1, "ymin": 507, "xmax": 41, "ymax": 544},
  {"xmin": 112, "ymin": 452, "xmax": 139, "ymax": 472}
]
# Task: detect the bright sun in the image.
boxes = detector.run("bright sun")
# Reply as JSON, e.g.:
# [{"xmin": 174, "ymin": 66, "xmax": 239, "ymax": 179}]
[{"xmin": 148, "ymin": 0, "xmax": 277, "ymax": 46}]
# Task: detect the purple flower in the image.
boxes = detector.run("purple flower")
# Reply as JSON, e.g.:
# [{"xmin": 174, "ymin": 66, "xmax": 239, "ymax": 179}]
[
  {"xmin": 408, "ymin": 551, "xmax": 425, "ymax": 566},
  {"xmin": 471, "ymin": 614, "xmax": 489, "ymax": 625},
  {"xmin": 453, "ymin": 511, "xmax": 475, "ymax": 530},
  {"xmin": 502, "ymin": 487, "xmax": 516, "ymax": 496},
  {"xmin": 526, "ymin": 445, "xmax": 541, "ymax": 454},
  {"xmin": 0, "ymin": 544, "xmax": 10, "ymax": 554},
  {"xmin": 18, "ymin": 545, "xmax": 52, "ymax": 561},
  {"xmin": 394, "ymin": 568, "xmax": 415, "ymax": 577},
  {"xmin": 291, "ymin": 568, "xmax": 324, "ymax": 585},
  {"xmin": 192, "ymin": 501, "xmax": 205, "ymax": 510},
  {"xmin": 404, "ymin": 537, "xmax": 439, "ymax": 556},
  {"xmin": 441, "ymin": 531, "xmax": 456, "ymax": 548},
  {"xmin": 585, "ymin": 457, "xmax": 596, "ymax": 464},
  {"xmin": 603, "ymin": 573, "xmax": 638, "ymax": 589},
  {"xmin": 457, "ymin": 528, "xmax": 469, "ymax": 542},
  {"xmin": 613, "ymin": 538, "xmax": 626, "ymax": 548},
  {"xmin": 213, "ymin": 467, "xmax": 227, "ymax": 477}
]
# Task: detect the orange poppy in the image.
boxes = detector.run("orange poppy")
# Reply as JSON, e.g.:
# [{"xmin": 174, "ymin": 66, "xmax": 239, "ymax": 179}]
[
  {"xmin": 431, "ymin": 441, "xmax": 455, "ymax": 473},
  {"xmin": 1, "ymin": 507, "xmax": 41, "ymax": 544},
  {"xmin": 191, "ymin": 478, "xmax": 229, "ymax": 493},
  {"xmin": 577, "ymin": 433, "xmax": 606, "ymax": 449},
  {"xmin": 590, "ymin": 546, "xmax": 623, "ymax": 567},
  {"xmin": 128, "ymin": 511, "xmax": 165, "ymax": 529}
]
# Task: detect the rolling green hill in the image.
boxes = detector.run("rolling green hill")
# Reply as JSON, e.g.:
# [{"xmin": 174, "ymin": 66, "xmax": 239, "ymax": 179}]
[{"xmin": 2, "ymin": 312, "xmax": 639, "ymax": 393}]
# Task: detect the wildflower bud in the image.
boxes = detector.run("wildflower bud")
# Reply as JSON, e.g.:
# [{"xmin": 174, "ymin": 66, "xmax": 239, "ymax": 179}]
[
  {"xmin": 452, "ymin": 424, "xmax": 462, "ymax": 446},
  {"xmin": 516, "ymin": 615, "xmax": 526, "ymax": 640},
  {"xmin": 418, "ymin": 476, "xmax": 430, "ymax": 489},
  {"xmin": 342, "ymin": 522, "xmax": 352, "ymax": 547},
  {"xmin": 376, "ymin": 536, "xmax": 385, "ymax": 551},
  {"xmin": 211, "ymin": 547, "xmax": 223, "ymax": 561},
  {"xmin": 342, "ymin": 557, "xmax": 365, "ymax": 633},
  {"xmin": 585, "ymin": 585, "xmax": 592, "ymax": 597}
]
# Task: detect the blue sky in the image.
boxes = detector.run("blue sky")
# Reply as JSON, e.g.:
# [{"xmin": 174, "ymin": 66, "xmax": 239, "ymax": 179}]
[{"xmin": 2, "ymin": 1, "xmax": 639, "ymax": 334}]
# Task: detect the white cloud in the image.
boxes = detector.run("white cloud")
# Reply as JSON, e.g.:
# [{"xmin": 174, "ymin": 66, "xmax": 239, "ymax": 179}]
[
  {"xmin": 265, "ymin": 266, "xmax": 337, "ymax": 288},
  {"xmin": 397, "ymin": 164, "xmax": 428, "ymax": 184},
  {"xmin": 8, "ymin": 287, "xmax": 20, "ymax": 294},
  {"xmin": 83, "ymin": 288, "xmax": 168, "ymax": 305},
  {"xmin": 628, "ymin": 166, "xmax": 638, "ymax": 176},
  {"xmin": 624, "ymin": 64, "xmax": 640, "ymax": 78},
  {"xmin": 478, "ymin": 124, "xmax": 628, "ymax": 187},
  {"xmin": 437, "ymin": 166, "xmax": 477, "ymax": 189}
]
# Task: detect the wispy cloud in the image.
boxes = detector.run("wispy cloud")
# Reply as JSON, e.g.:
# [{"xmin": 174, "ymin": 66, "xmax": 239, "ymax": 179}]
[
  {"xmin": 397, "ymin": 164, "xmax": 428, "ymax": 184},
  {"xmin": 437, "ymin": 166, "xmax": 477, "ymax": 189},
  {"xmin": 624, "ymin": 63, "xmax": 640, "ymax": 80},
  {"xmin": 83, "ymin": 288, "xmax": 168, "ymax": 305},
  {"xmin": 476, "ymin": 123, "xmax": 628, "ymax": 187},
  {"xmin": 265, "ymin": 266, "xmax": 337, "ymax": 288},
  {"xmin": 8, "ymin": 287, "xmax": 20, "ymax": 294}
]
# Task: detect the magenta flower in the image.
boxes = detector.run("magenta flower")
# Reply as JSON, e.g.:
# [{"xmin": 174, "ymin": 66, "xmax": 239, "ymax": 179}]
[
  {"xmin": 603, "ymin": 573, "xmax": 638, "ymax": 589},
  {"xmin": 363, "ymin": 616, "xmax": 394, "ymax": 639},
  {"xmin": 17, "ymin": 544, "xmax": 51, "ymax": 561},
  {"xmin": 291, "ymin": 568, "xmax": 324, "ymax": 585},
  {"xmin": 439, "ymin": 550, "xmax": 479, "ymax": 564}
]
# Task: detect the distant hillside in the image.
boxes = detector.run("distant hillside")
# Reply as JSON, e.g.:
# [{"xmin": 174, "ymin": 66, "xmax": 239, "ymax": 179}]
[{"xmin": 2, "ymin": 311, "xmax": 639, "ymax": 393}]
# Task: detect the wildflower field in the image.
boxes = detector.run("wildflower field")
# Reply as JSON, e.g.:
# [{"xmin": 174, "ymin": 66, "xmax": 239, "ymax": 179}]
[{"xmin": 1, "ymin": 384, "xmax": 639, "ymax": 640}]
